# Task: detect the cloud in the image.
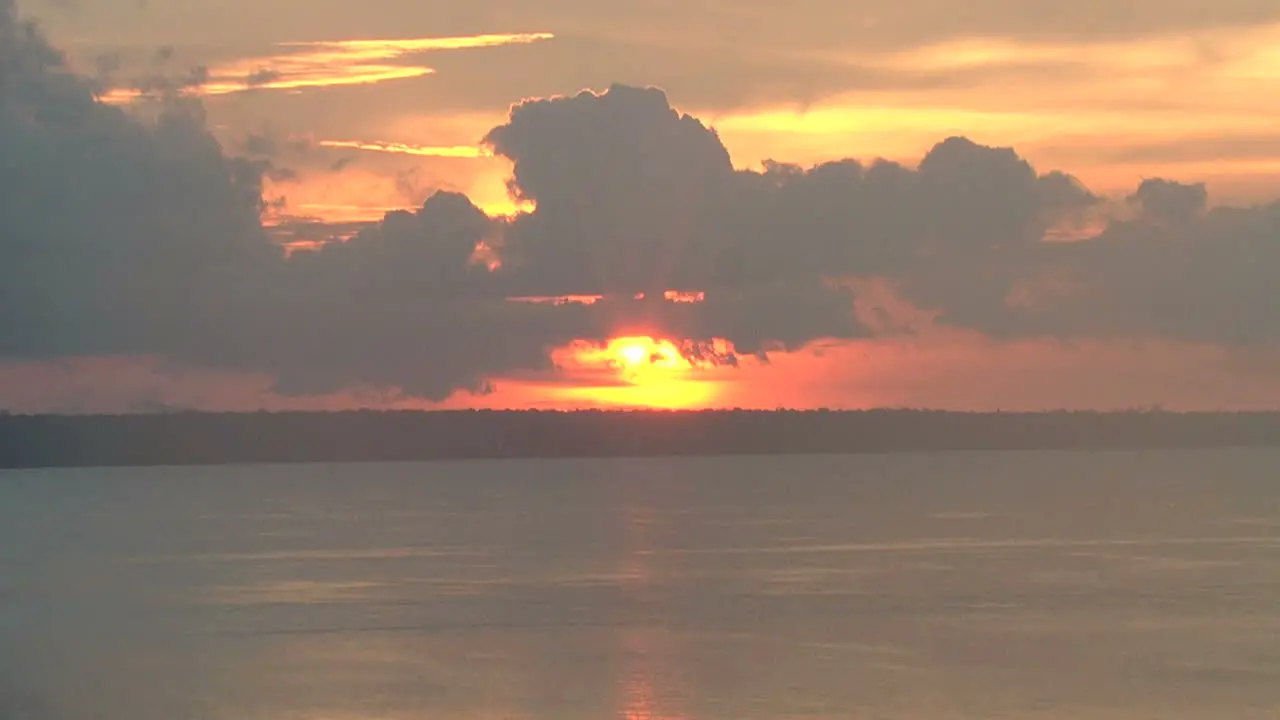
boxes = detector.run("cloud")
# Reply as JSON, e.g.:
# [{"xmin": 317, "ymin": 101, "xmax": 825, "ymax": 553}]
[
  {"xmin": 3, "ymin": 1, "xmax": 1280, "ymax": 409},
  {"xmin": 1127, "ymin": 177, "xmax": 1208, "ymax": 224},
  {"xmin": 481, "ymin": 83, "xmax": 736, "ymax": 295},
  {"xmin": 100, "ymin": 32, "xmax": 554, "ymax": 103},
  {"xmin": 999, "ymin": 196, "xmax": 1280, "ymax": 346},
  {"xmin": 0, "ymin": 0, "xmax": 273, "ymax": 359},
  {"xmin": 317, "ymin": 139, "xmax": 491, "ymax": 158}
]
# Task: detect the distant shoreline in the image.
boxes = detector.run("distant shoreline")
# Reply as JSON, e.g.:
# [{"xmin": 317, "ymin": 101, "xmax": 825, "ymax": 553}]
[{"xmin": 3, "ymin": 409, "xmax": 1280, "ymax": 469}]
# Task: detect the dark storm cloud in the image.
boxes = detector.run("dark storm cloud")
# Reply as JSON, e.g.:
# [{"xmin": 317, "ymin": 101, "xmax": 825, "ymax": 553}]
[{"xmin": 3, "ymin": 1, "xmax": 1280, "ymax": 405}]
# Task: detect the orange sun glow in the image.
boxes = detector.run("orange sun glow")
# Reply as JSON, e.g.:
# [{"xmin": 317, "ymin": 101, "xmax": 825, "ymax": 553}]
[
  {"xmin": 605, "ymin": 337, "xmax": 685, "ymax": 378},
  {"xmin": 555, "ymin": 336, "xmax": 722, "ymax": 409}
]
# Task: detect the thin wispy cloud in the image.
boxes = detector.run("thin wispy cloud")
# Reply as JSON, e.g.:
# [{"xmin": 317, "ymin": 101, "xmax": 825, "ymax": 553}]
[
  {"xmin": 103, "ymin": 31, "xmax": 554, "ymax": 103},
  {"xmin": 318, "ymin": 140, "xmax": 492, "ymax": 158}
]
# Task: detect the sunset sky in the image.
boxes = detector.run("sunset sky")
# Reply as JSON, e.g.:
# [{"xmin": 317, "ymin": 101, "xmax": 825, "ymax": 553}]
[{"xmin": 2, "ymin": 0, "xmax": 1280, "ymax": 412}]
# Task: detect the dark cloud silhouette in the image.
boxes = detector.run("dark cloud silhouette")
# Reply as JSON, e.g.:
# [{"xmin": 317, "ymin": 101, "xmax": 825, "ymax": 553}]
[
  {"xmin": 479, "ymin": 84, "xmax": 872, "ymax": 356},
  {"xmin": 0, "ymin": 1, "xmax": 272, "ymax": 360},
  {"xmin": 244, "ymin": 68, "xmax": 281, "ymax": 88},
  {"xmin": 1128, "ymin": 177, "xmax": 1208, "ymax": 224},
  {"xmin": 240, "ymin": 131, "xmax": 277, "ymax": 156},
  {"xmin": 1000, "ymin": 199, "xmax": 1280, "ymax": 345},
  {"xmin": 287, "ymin": 190, "xmax": 495, "ymax": 297},
  {"xmin": 484, "ymin": 83, "xmax": 735, "ymax": 296},
  {"xmin": 2, "ymin": 2, "xmax": 1279, "ymax": 405}
]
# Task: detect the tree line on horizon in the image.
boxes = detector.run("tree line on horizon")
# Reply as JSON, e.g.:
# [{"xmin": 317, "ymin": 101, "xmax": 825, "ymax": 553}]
[{"xmin": 3, "ymin": 408, "xmax": 1278, "ymax": 469}]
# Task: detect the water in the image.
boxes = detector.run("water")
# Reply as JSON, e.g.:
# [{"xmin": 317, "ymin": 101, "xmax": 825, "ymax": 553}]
[{"xmin": 2, "ymin": 449, "xmax": 1279, "ymax": 719}]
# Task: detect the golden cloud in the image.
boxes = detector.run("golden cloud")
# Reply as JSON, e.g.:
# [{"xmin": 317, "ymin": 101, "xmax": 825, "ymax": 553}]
[
  {"xmin": 317, "ymin": 140, "xmax": 492, "ymax": 158},
  {"xmin": 103, "ymin": 31, "xmax": 554, "ymax": 103}
]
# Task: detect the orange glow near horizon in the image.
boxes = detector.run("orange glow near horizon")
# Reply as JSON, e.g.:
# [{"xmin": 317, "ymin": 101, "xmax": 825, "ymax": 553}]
[
  {"xmin": 586, "ymin": 336, "xmax": 687, "ymax": 381},
  {"xmin": 552, "ymin": 336, "xmax": 725, "ymax": 409},
  {"xmin": 17, "ymin": 334, "xmax": 1279, "ymax": 414}
]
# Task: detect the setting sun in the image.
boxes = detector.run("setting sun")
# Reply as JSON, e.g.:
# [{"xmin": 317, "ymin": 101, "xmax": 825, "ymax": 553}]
[
  {"xmin": 552, "ymin": 336, "xmax": 721, "ymax": 409},
  {"xmin": 607, "ymin": 337, "xmax": 684, "ymax": 377}
]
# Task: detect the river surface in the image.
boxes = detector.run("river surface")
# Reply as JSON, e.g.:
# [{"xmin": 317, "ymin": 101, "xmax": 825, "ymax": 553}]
[{"xmin": 2, "ymin": 449, "xmax": 1279, "ymax": 719}]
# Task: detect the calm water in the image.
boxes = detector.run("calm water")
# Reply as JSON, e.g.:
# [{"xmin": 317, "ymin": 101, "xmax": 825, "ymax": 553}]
[{"xmin": 2, "ymin": 449, "xmax": 1279, "ymax": 719}]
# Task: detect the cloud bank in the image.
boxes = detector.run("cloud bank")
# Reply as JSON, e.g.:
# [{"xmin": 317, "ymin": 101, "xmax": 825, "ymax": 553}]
[{"xmin": 2, "ymin": 1, "xmax": 1278, "ymax": 406}]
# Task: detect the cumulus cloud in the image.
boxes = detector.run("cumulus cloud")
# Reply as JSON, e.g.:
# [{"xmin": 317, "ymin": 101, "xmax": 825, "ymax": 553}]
[
  {"xmin": 0, "ymin": 0, "xmax": 272, "ymax": 360},
  {"xmin": 2, "ymin": 1, "xmax": 1279, "ymax": 407},
  {"xmin": 483, "ymin": 84, "xmax": 735, "ymax": 295},
  {"xmin": 1009, "ymin": 197, "xmax": 1280, "ymax": 346},
  {"xmin": 1127, "ymin": 177, "xmax": 1208, "ymax": 224}
]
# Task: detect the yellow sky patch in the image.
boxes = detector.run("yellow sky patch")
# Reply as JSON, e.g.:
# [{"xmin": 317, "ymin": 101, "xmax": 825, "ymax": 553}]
[
  {"xmin": 699, "ymin": 25, "xmax": 1280, "ymax": 194},
  {"xmin": 710, "ymin": 102, "xmax": 1275, "ymax": 151},
  {"xmin": 262, "ymin": 156, "xmax": 522, "ymax": 223}
]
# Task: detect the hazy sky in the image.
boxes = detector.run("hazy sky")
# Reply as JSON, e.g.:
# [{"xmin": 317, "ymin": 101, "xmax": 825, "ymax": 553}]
[{"xmin": 3, "ymin": 0, "xmax": 1279, "ymax": 412}]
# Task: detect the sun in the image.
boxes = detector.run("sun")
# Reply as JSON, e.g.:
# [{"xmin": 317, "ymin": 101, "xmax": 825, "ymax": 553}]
[
  {"xmin": 618, "ymin": 342, "xmax": 649, "ymax": 367},
  {"xmin": 609, "ymin": 336, "xmax": 684, "ymax": 377},
  {"xmin": 560, "ymin": 336, "xmax": 720, "ymax": 409}
]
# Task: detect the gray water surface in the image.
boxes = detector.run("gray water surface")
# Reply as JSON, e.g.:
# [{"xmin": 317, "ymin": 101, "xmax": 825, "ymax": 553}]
[{"xmin": 2, "ymin": 449, "xmax": 1279, "ymax": 719}]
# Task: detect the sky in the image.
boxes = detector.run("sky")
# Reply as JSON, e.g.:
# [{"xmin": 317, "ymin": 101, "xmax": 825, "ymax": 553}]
[{"xmin": 2, "ymin": 0, "xmax": 1279, "ymax": 412}]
